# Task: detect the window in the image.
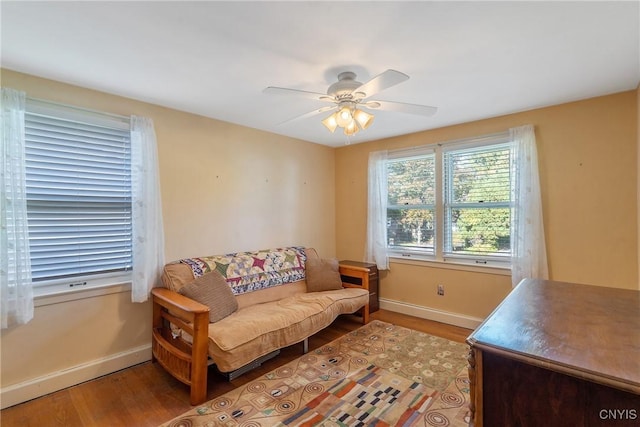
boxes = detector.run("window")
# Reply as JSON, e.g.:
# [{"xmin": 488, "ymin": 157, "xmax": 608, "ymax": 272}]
[
  {"xmin": 443, "ymin": 143, "xmax": 511, "ymax": 260},
  {"xmin": 24, "ymin": 99, "xmax": 133, "ymax": 294},
  {"xmin": 387, "ymin": 152, "xmax": 436, "ymax": 255},
  {"xmin": 386, "ymin": 133, "xmax": 513, "ymax": 267}
]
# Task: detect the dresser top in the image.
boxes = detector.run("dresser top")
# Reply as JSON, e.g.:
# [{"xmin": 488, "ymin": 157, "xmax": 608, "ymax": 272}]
[{"xmin": 467, "ymin": 279, "xmax": 640, "ymax": 392}]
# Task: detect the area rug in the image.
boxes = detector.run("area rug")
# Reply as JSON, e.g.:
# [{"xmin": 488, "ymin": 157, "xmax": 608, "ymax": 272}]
[{"xmin": 162, "ymin": 320, "xmax": 471, "ymax": 427}]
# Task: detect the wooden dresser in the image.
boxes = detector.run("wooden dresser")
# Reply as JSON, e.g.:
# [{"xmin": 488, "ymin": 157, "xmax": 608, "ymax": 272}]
[{"xmin": 467, "ymin": 279, "xmax": 640, "ymax": 427}]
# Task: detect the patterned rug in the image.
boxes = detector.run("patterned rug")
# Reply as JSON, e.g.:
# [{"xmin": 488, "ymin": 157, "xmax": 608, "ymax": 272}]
[{"xmin": 162, "ymin": 320, "xmax": 471, "ymax": 427}]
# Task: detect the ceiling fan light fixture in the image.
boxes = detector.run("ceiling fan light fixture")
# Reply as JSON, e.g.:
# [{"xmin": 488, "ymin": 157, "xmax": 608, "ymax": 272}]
[
  {"xmin": 353, "ymin": 109, "xmax": 374, "ymax": 130},
  {"xmin": 321, "ymin": 114, "xmax": 338, "ymax": 132},
  {"xmin": 266, "ymin": 69, "xmax": 437, "ymax": 139},
  {"xmin": 322, "ymin": 106, "xmax": 374, "ymax": 136}
]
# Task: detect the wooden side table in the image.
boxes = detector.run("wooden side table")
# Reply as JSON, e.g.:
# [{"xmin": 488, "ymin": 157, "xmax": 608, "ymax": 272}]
[{"xmin": 338, "ymin": 261, "xmax": 379, "ymax": 313}]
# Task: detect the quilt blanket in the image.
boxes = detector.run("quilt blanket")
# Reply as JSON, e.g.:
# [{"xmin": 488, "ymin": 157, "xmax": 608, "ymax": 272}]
[{"xmin": 180, "ymin": 246, "xmax": 307, "ymax": 295}]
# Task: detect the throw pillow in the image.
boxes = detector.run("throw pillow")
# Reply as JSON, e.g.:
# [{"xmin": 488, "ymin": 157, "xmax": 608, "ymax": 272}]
[
  {"xmin": 306, "ymin": 257, "xmax": 343, "ymax": 292},
  {"xmin": 179, "ymin": 271, "xmax": 238, "ymax": 323}
]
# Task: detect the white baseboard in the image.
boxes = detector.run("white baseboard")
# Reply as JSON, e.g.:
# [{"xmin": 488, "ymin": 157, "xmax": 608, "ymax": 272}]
[
  {"xmin": 0, "ymin": 344, "xmax": 152, "ymax": 409},
  {"xmin": 379, "ymin": 298, "xmax": 483, "ymax": 330}
]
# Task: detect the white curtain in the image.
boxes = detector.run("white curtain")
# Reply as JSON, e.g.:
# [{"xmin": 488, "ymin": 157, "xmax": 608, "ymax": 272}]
[
  {"xmin": 510, "ymin": 124, "xmax": 548, "ymax": 287},
  {"xmin": 1, "ymin": 88, "xmax": 34, "ymax": 328},
  {"xmin": 130, "ymin": 116, "xmax": 165, "ymax": 302},
  {"xmin": 366, "ymin": 150, "xmax": 389, "ymax": 270}
]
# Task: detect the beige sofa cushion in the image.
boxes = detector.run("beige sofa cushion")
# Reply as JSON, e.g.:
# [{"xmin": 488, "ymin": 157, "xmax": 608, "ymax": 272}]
[
  {"xmin": 306, "ymin": 257, "xmax": 343, "ymax": 292},
  {"xmin": 205, "ymin": 287, "xmax": 369, "ymax": 372},
  {"xmin": 178, "ymin": 271, "xmax": 238, "ymax": 323},
  {"xmin": 235, "ymin": 281, "xmax": 306, "ymax": 310}
]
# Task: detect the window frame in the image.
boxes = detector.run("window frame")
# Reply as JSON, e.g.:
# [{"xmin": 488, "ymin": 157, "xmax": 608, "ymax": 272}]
[
  {"xmin": 24, "ymin": 98, "xmax": 133, "ymax": 297},
  {"xmin": 385, "ymin": 132, "xmax": 513, "ymax": 270}
]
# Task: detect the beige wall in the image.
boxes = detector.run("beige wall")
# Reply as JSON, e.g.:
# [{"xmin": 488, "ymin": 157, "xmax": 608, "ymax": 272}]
[
  {"xmin": 1, "ymin": 69, "xmax": 637, "ymax": 406},
  {"xmin": 0, "ymin": 70, "xmax": 336, "ymax": 403},
  {"xmin": 336, "ymin": 91, "xmax": 638, "ymax": 319}
]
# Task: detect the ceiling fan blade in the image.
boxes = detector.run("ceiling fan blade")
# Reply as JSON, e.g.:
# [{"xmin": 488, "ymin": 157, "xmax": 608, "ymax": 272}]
[
  {"xmin": 264, "ymin": 86, "xmax": 333, "ymax": 102},
  {"xmin": 363, "ymin": 100, "xmax": 438, "ymax": 116},
  {"xmin": 277, "ymin": 105, "xmax": 336, "ymax": 126},
  {"xmin": 353, "ymin": 69, "xmax": 409, "ymax": 99}
]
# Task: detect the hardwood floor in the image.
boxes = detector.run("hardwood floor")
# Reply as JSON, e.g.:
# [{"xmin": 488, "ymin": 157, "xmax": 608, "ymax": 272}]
[{"xmin": 0, "ymin": 310, "xmax": 472, "ymax": 426}]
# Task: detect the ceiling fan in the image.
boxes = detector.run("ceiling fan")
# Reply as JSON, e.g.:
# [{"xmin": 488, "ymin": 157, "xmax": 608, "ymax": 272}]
[{"xmin": 264, "ymin": 69, "xmax": 438, "ymax": 136}]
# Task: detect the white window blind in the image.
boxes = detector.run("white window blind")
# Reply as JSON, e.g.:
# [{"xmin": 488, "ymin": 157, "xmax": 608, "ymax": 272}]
[
  {"xmin": 443, "ymin": 143, "xmax": 512, "ymax": 260},
  {"xmin": 24, "ymin": 100, "xmax": 132, "ymax": 285}
]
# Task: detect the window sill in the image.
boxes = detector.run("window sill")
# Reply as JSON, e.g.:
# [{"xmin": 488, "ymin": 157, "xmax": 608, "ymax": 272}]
[
  {"xmin": 34, "ymin": 282, "xmax": 132, "ymax": 308},
  {"xmin": 389, "ymin": 256, "xmax": 511, "ymax": 276}
]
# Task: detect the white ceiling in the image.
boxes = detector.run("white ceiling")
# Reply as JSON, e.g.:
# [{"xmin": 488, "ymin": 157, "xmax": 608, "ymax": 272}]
[{"xmin": 2, "ymin": 1, "xmax": 639, "ymax": 147}]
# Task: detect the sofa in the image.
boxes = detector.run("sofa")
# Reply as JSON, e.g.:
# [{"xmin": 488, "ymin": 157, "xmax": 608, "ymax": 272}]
[{"xmin": 151, "ymin": 246, "xmax": 370, "ymax": 405}]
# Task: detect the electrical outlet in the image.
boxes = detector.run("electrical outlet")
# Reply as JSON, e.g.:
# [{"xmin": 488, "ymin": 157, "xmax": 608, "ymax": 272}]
[{"xmin": 437, "ymin": 284, "xmax": 445, "ymax": 296}]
